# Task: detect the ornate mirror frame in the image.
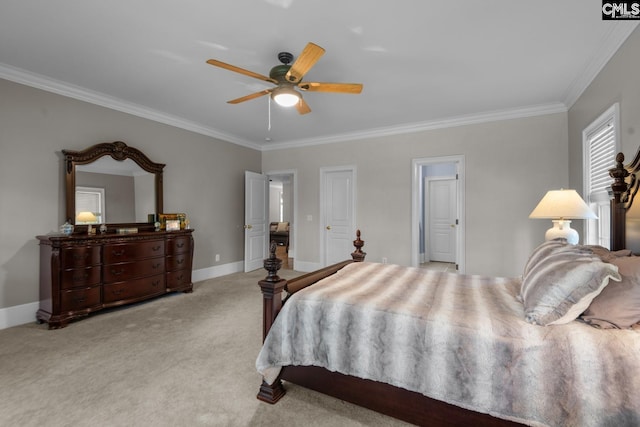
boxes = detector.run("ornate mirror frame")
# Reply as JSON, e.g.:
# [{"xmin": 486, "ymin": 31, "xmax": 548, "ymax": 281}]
[{"xmin": 63, "ymin": 141, "xmax": 165, "ymax": 229}]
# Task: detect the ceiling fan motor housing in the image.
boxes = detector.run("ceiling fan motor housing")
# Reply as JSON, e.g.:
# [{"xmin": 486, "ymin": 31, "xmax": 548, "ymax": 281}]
[{"xmin": 269, "ymin": 64, "xmax": 292, "ymax": 83}]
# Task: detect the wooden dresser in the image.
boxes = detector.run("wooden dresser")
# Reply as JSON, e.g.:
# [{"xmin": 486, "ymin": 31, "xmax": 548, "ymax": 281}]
[{"xmin": 37, "ymin": 229, "xmax": 194, "ymax": 329}]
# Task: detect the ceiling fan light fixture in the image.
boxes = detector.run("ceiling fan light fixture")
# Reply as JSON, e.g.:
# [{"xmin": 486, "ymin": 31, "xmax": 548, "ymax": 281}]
[{"xmin": 272, "ymin": 86, "xmax": 300, "ymax": 107}]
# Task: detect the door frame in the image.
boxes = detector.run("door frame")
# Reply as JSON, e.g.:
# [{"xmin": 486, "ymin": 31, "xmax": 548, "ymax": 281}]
[
  {"xmin": 411, "ymin": 155, "xmax": 465, "ymax": 272},
  {"xmin": 265, "ymin": 169, "xmax": 298, "ymax": 266},
  {"xmin": 320, "ymin": 165, "xmax": 357, "ymax": 267}
]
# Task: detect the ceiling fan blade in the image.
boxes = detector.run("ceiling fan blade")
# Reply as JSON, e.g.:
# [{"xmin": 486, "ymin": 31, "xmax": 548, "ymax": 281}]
[
  {"xmin": 296, "ymin": 97, "xmax": 311, "ymax": 115},
  {"xmin": 227, "ymin": 89, "xmax": 273, "ymax": 104},
  {"xmin": 298, "ymin": 82, "xmax": 363, "ymax": 94},
  {"xmin": 285, "ymin": 42, "xmax": 325, "ymax": 83},
  {"xmin": 206, "ymin": 59, "xmax": 277, "ymax": 84}
]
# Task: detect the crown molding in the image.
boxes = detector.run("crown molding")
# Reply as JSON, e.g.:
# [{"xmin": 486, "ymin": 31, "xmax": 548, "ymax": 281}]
[
  {"xmin": 562, "ymin": 22, "xmax": 639, "ymax": 108},
  {"xmin": 261, "ymin": 103, "xmax": 568, "ymax": 151},
  {"xmin": 0, "ymin": 63, "xmax": 261, "ymax": 151}
]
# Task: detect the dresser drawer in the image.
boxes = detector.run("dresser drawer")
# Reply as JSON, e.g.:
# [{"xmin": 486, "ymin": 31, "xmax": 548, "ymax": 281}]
[
  {"xmin": 61, "ymin": 266, "xmax": 101, "ymax": 289},
  {"xmin": 167, "ymin": 236, "xmax": 191, "ymax": 255},
  {"xmin": 103, "ymin": 240, "xmax": 165, "ymax": 263},
  {"xmin": 61, "ymin": 246, "xmax": 101, "ymax": 268},
  {"xmin": 167, "ymin": 269, "xmax": 192, "ymax": 289},
  {"xmin": 103, "ymin": 274, "xmax": 165, "ymax": 304},
  {"xmin": 60, "ymin": 286, "xmax": 101, "ymax": 312},
  {"xmin": 103, "ymin": 257, "xmax": 165, "ymax": 283},
  {"xmin": 166, "ymin": 253, "xmax": 190, "ymax": 272}
]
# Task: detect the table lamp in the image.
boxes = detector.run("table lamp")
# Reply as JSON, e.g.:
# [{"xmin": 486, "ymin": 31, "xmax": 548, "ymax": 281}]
[
  {"xmin": 529, "ymin": 189, "xmax": 597, "ymax": 244},
  {"xmin": 76, "ymin": 211, "xmax": 97, "ymax": 234}
]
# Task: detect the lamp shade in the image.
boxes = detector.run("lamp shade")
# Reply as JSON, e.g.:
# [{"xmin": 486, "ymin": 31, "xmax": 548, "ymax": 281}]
[
  {"xmin": 529, "ymin": 189, "xmax": 597, "ymax": 220},
  {"xmin": 76, "ymin": 211, "xmax": 97, "ymax": 223},
  {"xmin": 271, "ymin": 86, "xmax": 300, "ymax": 107}
]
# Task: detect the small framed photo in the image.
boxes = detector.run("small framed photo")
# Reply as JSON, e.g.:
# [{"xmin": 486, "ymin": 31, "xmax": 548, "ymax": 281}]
[
  {"xmin": 158, "ymin": 213, "xmax": 187, "ymax": 230},
  {"xmin": 165, "ymin": 219, "xmax": 180, "ymax": 231}
]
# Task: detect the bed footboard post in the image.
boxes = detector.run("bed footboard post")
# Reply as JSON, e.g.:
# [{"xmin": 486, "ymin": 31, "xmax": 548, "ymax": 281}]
[
  {"xmin": 351, "ymin": 229, "xmax": 366, "ymax": 262},
  {"xmin": 259, "ymin": 242, "xmax": 286, "ymax": 341},
  {"xmin": 257, "ymin": 241, "xmax": 287, "ymax": 403}
]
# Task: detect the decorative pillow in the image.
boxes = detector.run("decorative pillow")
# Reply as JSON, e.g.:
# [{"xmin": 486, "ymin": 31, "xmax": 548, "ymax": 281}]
[
  {"xmin": 276, "ymin": 222, "xmax": 288, "ymax": 232},
  {"xmin": 520, "ymin": 241, "xmax": 621, "ymax": 326},
  {"xmin": 581, "ymin": 255, "xmax": 640, "ymax": 329},
  {"xmin": 522, "ymin": 238, "xmax": 567, "ymax": 279},
  {"xmin": 584, "ymin": 245, "xmax": 632, "ymax": 262}
]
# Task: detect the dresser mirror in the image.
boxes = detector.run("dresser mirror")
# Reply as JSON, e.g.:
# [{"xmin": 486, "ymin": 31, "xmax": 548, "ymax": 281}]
[{"xmin": 64, "ymin": 141, "xmax": 164, "ymax": 229}]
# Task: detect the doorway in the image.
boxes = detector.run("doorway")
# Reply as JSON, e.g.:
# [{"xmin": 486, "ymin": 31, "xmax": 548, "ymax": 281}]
[
  {"xmin": 267, "ymin": 170, "xmax": 297, "ymax": 270},
  {"xmin": 411, "ymin": 156, "xmax": 465, "ymax": 272}
]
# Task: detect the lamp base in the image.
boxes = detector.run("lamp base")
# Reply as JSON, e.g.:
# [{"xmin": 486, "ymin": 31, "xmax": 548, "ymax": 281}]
[{"xmin": 545, "ymin": 219, "xmax": 579, "ymax": 245}]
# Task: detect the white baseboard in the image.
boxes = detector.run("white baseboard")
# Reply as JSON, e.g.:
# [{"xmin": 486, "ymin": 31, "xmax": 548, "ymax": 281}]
[
  {"xmin": 0, "ymin": 301, "xmax": 39, "ymax": 330},
  {"xmin": 0, "ymin": 261, "xmax": 245, "ymax": 330},
  {"xmin": 192, "ymin": 261, "xmax": 244, "ymax": 283}
]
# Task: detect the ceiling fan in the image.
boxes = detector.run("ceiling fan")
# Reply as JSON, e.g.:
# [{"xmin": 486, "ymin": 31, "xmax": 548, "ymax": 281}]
[{"xmin": 206, "ymin": 42, "xmax": 363, "ymax": 115}]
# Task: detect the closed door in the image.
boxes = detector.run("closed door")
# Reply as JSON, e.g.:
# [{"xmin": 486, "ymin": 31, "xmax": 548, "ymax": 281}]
[
  {"xmin": 244, "ymin": 171, "xmax": 269, "ymax": 272},
  {"xmin": 321, "ymin": 167, "xmax": 356, "ymax": 266},
  {"xmin": 427, "ymin": 178, "xmax": 456, "ymax": 263}
]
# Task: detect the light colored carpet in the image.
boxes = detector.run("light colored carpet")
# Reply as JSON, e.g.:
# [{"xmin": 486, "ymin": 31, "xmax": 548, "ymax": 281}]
[{"xmin": 0, "ymin": 268, "xmax": 409, "ymax": 426}]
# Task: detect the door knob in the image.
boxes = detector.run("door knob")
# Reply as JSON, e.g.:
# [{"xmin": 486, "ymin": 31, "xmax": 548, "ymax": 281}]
[
  {"xmin": 450, "ymin": 224, "xmax": 455, "ymax": 228},
  {"xmin": 244, "ymin": 224, "xmax": 252, "ymax": 229},
  {"xmin": 326, "ymin": 225, "xmax": 331, "ymax": 230}
]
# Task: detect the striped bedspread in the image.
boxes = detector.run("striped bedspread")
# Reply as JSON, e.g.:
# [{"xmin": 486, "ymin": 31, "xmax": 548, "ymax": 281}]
[{"xmin": 256, "ymin": 262, "xmax": 640, "ymax": 426}]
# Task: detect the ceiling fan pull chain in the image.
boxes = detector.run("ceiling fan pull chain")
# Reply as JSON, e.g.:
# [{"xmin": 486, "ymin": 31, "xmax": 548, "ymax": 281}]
[{"xmin": 268, "ymin": 96, "xmax": 272, "ymax": 131}]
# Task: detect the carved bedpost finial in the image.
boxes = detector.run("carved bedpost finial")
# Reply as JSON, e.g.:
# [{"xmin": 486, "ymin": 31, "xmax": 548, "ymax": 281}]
[
  {"xmin": 610, "ymin": 152, "xmax": 629, "ymax": 204},
  {"xmin": 351, "ymin": 229, "xmax": 366, "ymax": 262},
  {"xmin": 263, "ymin": 241, "xmax": 283, "ymax": 282}
]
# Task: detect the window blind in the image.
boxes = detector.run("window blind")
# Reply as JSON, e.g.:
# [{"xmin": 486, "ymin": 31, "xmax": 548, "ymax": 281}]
[{"xmin": 587, "ymin": 119, "xmax": 616, "ymax": 202}]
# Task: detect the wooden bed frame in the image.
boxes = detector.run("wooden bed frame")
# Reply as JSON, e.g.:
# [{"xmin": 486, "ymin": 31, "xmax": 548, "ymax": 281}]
[{"xmin": 256, "ymin": 150, "xmax": 639, "ymax": 426}]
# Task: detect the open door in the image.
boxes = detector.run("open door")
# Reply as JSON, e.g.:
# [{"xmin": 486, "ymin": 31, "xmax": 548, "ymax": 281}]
[{"xmin": 244, "ymin": 171, "xmax": 269, "ymax": 272}]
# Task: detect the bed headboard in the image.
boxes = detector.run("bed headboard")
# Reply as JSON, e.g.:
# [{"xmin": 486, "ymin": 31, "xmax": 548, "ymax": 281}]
[{"xmin": 610, "ymin": 147, "xmax": 640, "ymax": 251}]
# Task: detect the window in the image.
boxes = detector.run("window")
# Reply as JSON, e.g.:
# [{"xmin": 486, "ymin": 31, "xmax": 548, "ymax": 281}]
[
  {"xmin": 76, "ymin": 186, "xmax": 105, "ymax": 223},
  {"xmin": 583, "ymin": 103, "xmax": 620, "ymax": 247}
]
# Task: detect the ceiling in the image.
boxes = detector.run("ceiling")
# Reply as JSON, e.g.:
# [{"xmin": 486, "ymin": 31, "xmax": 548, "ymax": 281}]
[{"xmin": 0, "ymin": 1, "xmax": 637, "ymax": 150}]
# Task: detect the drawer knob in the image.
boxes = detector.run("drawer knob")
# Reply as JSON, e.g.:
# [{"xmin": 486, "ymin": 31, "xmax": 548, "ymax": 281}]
[
  {"xmin": 110, "ymin": 269, "xmax": 124, "ymax": 276},
  {"xmin": 177, "ymin": 259, "xmax": 184, "ymax": 265},
  {"xmin": 153, "ymin": 263, "xmax": 162, "ymax": 269},
  {"xmin": 153, "ymin": 245, "xmax": 161, "ymax": 251},
  {"xmin": 177, "ymin": 242, "xmax": 185, "ymax": 248},
  {"xmin": 73, "ymin": 253, "xmax": 90, "ymax": 260},
  {"xmin": 74, "ymin": 297, "xmax": 86, "ymax": 303},
  {"xmin": 152, "ymin": 280, "xmax": 161, "ymax": 287},
  {"xmin": 112, "ymin": 249, "xmax": 125, "ymax": 257}
]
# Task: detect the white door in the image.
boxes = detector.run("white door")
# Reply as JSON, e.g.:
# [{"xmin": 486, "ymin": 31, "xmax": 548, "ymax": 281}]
[
  {"xmin": 427, "ymin": 178, "xmax": 457, "ymax": 263},
  {"xmin": 321, "ymin": 167, "xmax": 356, "ymax": 266},
  {"xmin": 244, "ymin": 171, "xmax": 269, "ymax": 272}
]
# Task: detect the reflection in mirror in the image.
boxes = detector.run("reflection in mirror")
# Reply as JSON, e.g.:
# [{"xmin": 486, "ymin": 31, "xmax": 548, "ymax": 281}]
[
  {"xmin": 76, "ymin": 158, "xmax": 155, "ymax": 223},
  {"xmin": 64, "ymin": 141, "xmax": 164, "ymax": 228}
]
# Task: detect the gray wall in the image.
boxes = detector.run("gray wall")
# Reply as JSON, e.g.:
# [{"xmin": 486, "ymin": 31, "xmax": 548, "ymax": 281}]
[
  {"xmin": 263, "ymin": 112, "xmax": 568, "ymax": 277},
  {"xmin": 0, "ymin": 78, "xmax": 261, "ymax": 309},
  {"xmin": 568, "ymin": 27, "xmax": 640, "ymax": 200},
  {"xmin": 77, "ymin": 171, "xmax": 136, "ymax": 223}
]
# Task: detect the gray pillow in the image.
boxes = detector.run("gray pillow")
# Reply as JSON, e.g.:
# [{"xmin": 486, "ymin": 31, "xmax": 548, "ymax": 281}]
[
  {"xmin": 581, "ymin": 255, "xmax": 640, "ymax": 329},
  {"xmin": 522, "ymin": 239, "xmax": 567, "ymax": 278},
  {"xmin": 521, "ymin": 241, "xmax": 621, "ymax": 326}
]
